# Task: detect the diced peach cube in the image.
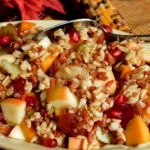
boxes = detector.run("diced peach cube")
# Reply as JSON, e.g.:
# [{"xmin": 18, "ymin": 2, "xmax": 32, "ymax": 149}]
[
  {"xmin": 41, "ymin": 54, "xmax": 56, "ymax": 73},
  {"xmin": 125, "ymin": 115, "xmax": 150, "ymax": 145},
  {"xmin": 20, "ymin": 120, "xmax": 36, "ymax": 142},
  {"xmin": 68, "ymin": 137, "xmax": 87, "ymax": 150}
]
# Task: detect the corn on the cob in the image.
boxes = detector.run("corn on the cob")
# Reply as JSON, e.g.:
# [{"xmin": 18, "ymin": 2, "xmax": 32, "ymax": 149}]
[{"xmin": 81, "ymin": 0, "xmax": 131, "ymax": 32}]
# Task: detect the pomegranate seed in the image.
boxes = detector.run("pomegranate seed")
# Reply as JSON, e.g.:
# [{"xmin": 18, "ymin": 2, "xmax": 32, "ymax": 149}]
[
  {"xmin": 121, "ymin": 104, "xmax": 135, "ymax": 129},
  {"xmin": 69, "ymin": 28, "xmax": 80, "ymax": 43},
  {"xmin": 107, "ymin": 107, "xmax": 122, "ymax": 119},
  {"xmin": 0, "ymin": 113, "xmax": 4, "ymax": 122},
  {"xmin": 102, "ymin": 25, "xmax": 112, "ymax": 33},
  {"xmin": 40, "ymin": 109, "xmax": 46, "ymax": 116},
  {"xmin": 0, "ymin": 35, "xmax": 11, "ymax": 47},
  {"xmin": 43, "ymin": 138, "xmax": 57, "ymax": 148},
  {"xmin": 114, "ymin": 94, "xmax": 127, "ymax": 106},
  {"xmin": 12, "ymin": 77, "xmax": 26, "ymax": 92},
  {"xmin": 110, "ymin": 47, "xmax": 123, "ymax": 61},
  {"xmin": 25, "ymin": 95, "xmax": 38, "ymax": 107}
]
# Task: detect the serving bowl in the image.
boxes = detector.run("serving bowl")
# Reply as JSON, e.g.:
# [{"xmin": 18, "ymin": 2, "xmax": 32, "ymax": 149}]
[{"xmin": 0, "ymin": 20, "xmax": 150, "ymax": 150}]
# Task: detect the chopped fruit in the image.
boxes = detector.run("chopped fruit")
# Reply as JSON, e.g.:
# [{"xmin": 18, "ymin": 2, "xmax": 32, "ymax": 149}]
[
  {"xmin": 20, "ymin": 21, "xmax": 36, "ymax": 32},
  {"xmin": 38, "ymin": 36, "xmax": 51, "ymax": 49},
  {"xmin": 0, "ymin": 123, "xmax": 12, "ymax": 136},
  {"xmin": 0, "ymin": 35, "xmax": 11, "ymax": 47},
  {"xmin": 125, "ymin": 115, "xmax": 150, "ymax": 145},
  {"xmin": 1, "ymin": 98, "xmax": 26, "ymax": 125},
  {"xmin": 110, "ymin": 47, "xmax": 123, "ymax": 62},
  {"xmin": 46, "ymin": 86, "xmax": 78, "ymax": 111},
  {"xmin": 22, "ymin": 92, "xmax": 39, "ymax": 107},
  {"xmin": 21, "ymin": 43, "xmax": 36, "ymax": 51},
  {"xmin": 96, "ymin": 127, "xmax": 112, "ymax": 143},
  {"xmin": 143, "ymin": 108, "xmax": 150, "ymax": 120},
  {"xmin": 147, "ymin": 89, "xmax": 150, "ymax": 96},
  {"xmin": 55, "ymin": 65, "xmax": 87, "ymax": 80},
  {"xmin": 114, "ymin": 94, "xmax": 127, "ymax": 106},
  {"xmin": 68, "ymin": 137, "xmax": 87, "ymax": 150},
  {"xmin": 41, "ymin": 54, "xmax": 56, "ymax": 73},
  {"xmin": 121, "ymin": 105, "xmax": 138, "ymax": 129},
  {"xmin": 0, "ymin": 54, "xmax": 15, "ymax": 64},
  {"xmin": 107, "ymin": 107, "xmax": 122, "ymax": 119},
  {"xmin": 120, "ymin": 65, "xmax": 131, "ymax": 79},
  {"xmin": 12, "ymin": 77, "xmax": 26, "ymax": 93},
  {"xmin": 43, "ymin": 138, "xmax": 57, "ymax": 148},
  {"xmin": 142, "ymin": 97, "xmax": 150, "ymax": 119},
  {"xmin": 145, "ymin": 96, "xmax": 150, "ymax": 106},
  {"xmin": 0, "ymin": 59, "xmax": 21, "ymax": 77},
  {"xmin": 20, "ymin": 120, "xmax": 36, "ymax": 142},
  {"xmin": 137, "ymin": 43, "xmax": 150, "ymax": 63},
  {"xmin": 40, "ymin": 91, "xmax": 47, "ymax": 103},
  {"xmin": 69, "ymin": 28, "xmax": 80, "ymax": 43},
  {"xmin": 8, "ymin": 125, "xmax": 25, "ymax": 140}
]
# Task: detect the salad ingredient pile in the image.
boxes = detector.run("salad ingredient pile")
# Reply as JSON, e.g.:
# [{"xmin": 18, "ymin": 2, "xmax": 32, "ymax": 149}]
[{"xmin": 0, "ymin": 21, "xmax": 150, "ymax": 149}]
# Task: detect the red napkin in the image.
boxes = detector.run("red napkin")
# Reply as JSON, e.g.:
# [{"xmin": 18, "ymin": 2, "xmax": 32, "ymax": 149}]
[{"xmin": 3, "ymin": 0, "xmax": 66, "ymax": 20}]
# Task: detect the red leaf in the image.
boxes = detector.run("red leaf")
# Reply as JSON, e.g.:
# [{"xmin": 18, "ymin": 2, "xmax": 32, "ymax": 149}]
[
  {"xmin": 2, "ymin": 0, "xmax": 15, "ymax": 8},
  {"xmin": 44, "ymin": 0, "xmax": 66, "ymax": 14},
  {"xmin": 3, "ymin": 0, "xmax": 66, "ymax": 20},
  {"xmin": 14, "ymin": 0, "xmax": 43, "ymax": 20}
]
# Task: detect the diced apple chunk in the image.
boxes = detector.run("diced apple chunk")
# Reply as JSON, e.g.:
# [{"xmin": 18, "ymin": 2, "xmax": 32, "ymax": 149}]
[
  {"xmin": 46, "ymin": 86, "xmax": 78, "ymax": 111},
  {"xmin": 38, "ymin": 36, "xmax": 51, "ymax": 49},
  {"xmin": 8, "ymin": 125, "xmax": 25, "ymax": 140},
  {"xmin": 137, "ymin": 43, "xmax": 150, "ymax": 63},
  {"xmin": 55, "ymin": 65, "xmax": 87, "ymax": 80},
  {"xmin": 96, "ymin": 127, "xmax": 112, "ymax": 144},
  {"xmin": 1, "ymin": 59, "xmax": 21, "ymax": 77},
  {"xmin": 94, "ymin": 68, "xmax": 116, "ymax": 95},
  {"xmin": 1, "ymin": 98, "xmax": 26, "ymax": 125}
]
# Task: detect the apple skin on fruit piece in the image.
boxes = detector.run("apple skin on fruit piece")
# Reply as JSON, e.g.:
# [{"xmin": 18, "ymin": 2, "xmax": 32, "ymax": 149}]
[
  {"xmin": 125, "ymin": 115, "xmax": 150, "ymax": 146},
  {"xmin": 46, "ymin": 86, "xmax": 78, "ymax": 113},
  {"xmin": 1, "ymin": 98, "xmax": 26, "ymax": 125}
]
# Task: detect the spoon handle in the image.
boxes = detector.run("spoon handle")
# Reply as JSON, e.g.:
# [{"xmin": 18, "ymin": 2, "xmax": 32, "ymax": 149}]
[{"xmin": 111, "ymin": 33, "xmax": 150, "ymax": 41}]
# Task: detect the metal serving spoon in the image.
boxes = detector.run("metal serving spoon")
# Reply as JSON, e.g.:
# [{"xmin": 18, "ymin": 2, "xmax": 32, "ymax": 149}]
[{"xmin": 34, "ymin": 18, "xmax": 150, "ymax": 41}]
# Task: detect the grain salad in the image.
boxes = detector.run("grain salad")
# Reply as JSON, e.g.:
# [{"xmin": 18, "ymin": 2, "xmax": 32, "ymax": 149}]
[{"xmin": 0, "ymin": 21, "xmax": 150, "ymax": 149}]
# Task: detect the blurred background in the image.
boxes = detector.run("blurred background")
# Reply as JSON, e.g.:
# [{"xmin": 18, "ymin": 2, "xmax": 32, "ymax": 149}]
[{"xmin": 0, "ymin": 0, "xmax": 150, "ymax": 34}]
